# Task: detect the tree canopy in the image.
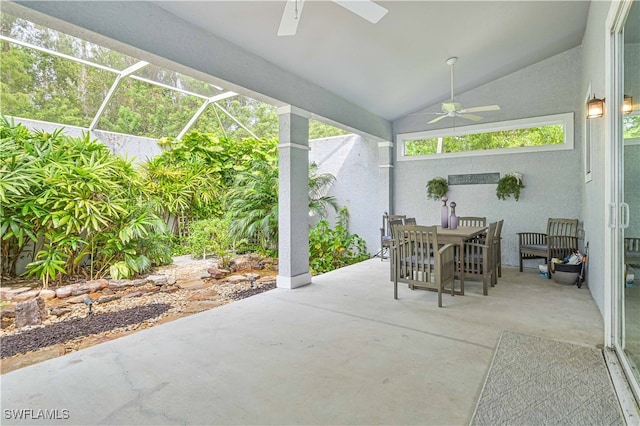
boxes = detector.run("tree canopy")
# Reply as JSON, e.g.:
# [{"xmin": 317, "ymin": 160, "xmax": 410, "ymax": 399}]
[{"xmin": 1, "ymin": 13, "xmax": 349, "ymax": 141}]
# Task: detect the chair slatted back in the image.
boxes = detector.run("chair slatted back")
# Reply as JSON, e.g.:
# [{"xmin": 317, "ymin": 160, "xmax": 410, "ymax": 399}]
[
  {"xmin": 383, "ymin": 213, "xmax": 407, "ymax": 238},
  {"xmin": 458, "ymin": 216, "xmax": 487, "ymax": 227},
  {"xmin": 547, "ymin": 218, "xmax": 578, "ymax": 237},
  {"xmin": 394, "ymin": 225, "xmax": 438, "ymax": 288}
]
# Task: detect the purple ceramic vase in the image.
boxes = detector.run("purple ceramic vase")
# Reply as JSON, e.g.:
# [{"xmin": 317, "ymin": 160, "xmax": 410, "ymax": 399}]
[
  {"xmin": 441, "ymin": 197, "xmax": 449, "ymax": 228},
  {"xmin": 449, "ymin": 202, "xmax": 458, "ymax": 229}
]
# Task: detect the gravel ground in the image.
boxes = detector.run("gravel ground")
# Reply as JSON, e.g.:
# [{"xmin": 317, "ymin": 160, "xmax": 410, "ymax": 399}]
[
  {"xmin": 1, "ymin": 304, "xmax": 172, "ymax": 358},
  {"xmin": 0, "ymin": 280, "xmax": 277, "ymax": 359}
]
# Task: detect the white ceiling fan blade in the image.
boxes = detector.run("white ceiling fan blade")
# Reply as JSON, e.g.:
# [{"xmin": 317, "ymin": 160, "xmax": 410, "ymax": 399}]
[
  {"xmin": 458, "ymin": 113, "xmax": 483, "ymax": 122},
  {"xmin": 278, "ymin": 0, "xmax": 305, "ymax": 36},
  {"xmin": 428, "ymin": 115, "xmax": 448, "ymax": 124},
  {"xmin": 332, "ymin": 0, "xmax": 389, "ymax": 23},
  {"xmin": 459, "ymin": 105, "xmax": 501, "ymax": 113}
]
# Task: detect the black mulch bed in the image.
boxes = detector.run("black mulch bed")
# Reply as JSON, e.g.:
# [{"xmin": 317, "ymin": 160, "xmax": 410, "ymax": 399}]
[
  {"xmin": 1, "ymin": 303, "xmax": 172, "ymax": 359},
  {"xmin": 228, "ymin": 282, "xmax": 276, "ymax": 300}
]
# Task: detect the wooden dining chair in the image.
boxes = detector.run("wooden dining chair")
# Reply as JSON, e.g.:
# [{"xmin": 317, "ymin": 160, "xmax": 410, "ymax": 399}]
[
  {"xmin": 392, "ymin": 225, "xmax": 456, "ymax": 307},
  {"xmin": 377, "ymin": 212, "xmax": 406, "ymax": 261},
  {"xmin": 460, "ymin": 221, "xmax": 497, "ymax": 295}
]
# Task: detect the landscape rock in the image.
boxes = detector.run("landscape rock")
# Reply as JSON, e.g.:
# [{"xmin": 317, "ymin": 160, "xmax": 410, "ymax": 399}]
[
  {"xmin": 50, "ymin": 307, "xmax": 72, "ymax": 316},
  {"xmin": 97, "ymin": 295, "xmax": 121, "ymax": 304},
  {"xmin": 251, "ymin": 261, "xmax": 265, "ymax": 270},
  {"xmin": 67, "ymin": 295, "xmax": 91, "ymax": 304},
  {"xmin": 230, "ymin": 257, "xmax": 251, "ymax": 270},
  {"xmin": 11, "ymin": 289, "xmax": 41, "ymax": 303},
  {"xmin": 108, "ymin": 280, "xmax": 130, "ymax": 290},
  {"xmin": 55, "ymin": 285, "xmax": 78, "ymax": 299},
  {"xmin": 1, "ymin": 287, "xmax": 31, "ymax": 300},
  {"xmin": 1, "ymin": 307, "xmax": 16, "ymax": 319},
  {"xmin": 176, "ymin": 278, "xmax": 206, "ymax": 290},
  {"xmin": 15, "ymin": 297, "xmax": 47, "ymax": 328},
  {"xmin": 38, "ymin": 289, "xmax": 57, "ymax": 300},
  {"xmin": 257, "ymin": 276, "xmax": 277, "ymax": 285},
  {"xmin": 71, "ymin": 287, "xmax": 90, "ymax": 297},
  {"xmin": 146, "ymin": 275, "xmax": 168, "ymax": 286},
  {"xmin": 207, "ymin": 268, "xmax": 226, "ymax": 279},
  {"xmin": 186, "ymin": 288, "xmax": 220, "ymax": 301},
  {"xmin": 83, "ymin": 279, "xmax": 109, "ymax": 292},
  {"xmin": 123, "ymin": 291, "xmax": 144, "ymax": 299},
  {"xmin": 226, "ymin": 275, "xmax": 248, "ymax": 284}
]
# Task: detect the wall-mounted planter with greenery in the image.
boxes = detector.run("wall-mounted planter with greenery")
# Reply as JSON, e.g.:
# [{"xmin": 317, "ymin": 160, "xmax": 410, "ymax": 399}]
[
  {"xmin": 496, "ymin": 172, "xmax": 525, "ymax": 201},
  {"xmin": 426, "ymin": 176, "xmax": 449, "ymax": 201}
]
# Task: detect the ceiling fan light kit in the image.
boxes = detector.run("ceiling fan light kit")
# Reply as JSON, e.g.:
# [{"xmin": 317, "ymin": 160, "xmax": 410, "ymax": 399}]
[{"xmin": 427, "ymin": 57, "xmax": 501, "ymax": 125}]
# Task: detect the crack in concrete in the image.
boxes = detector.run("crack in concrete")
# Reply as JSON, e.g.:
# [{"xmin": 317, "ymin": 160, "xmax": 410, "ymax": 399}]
[{"xmin": 274, "ymin": 296, "xmax": 494, "ymax": 350}]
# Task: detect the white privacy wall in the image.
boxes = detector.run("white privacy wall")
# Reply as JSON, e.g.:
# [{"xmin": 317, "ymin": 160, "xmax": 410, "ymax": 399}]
[
  {"xmin": 11, "ymin": 117, "xmax": 162, "ymax": 161},
  {"xmin": 309, "ymin": 134, "xmax": 381, "ymax": 256},
  {"xmin": 393, "ymin": 47, "xmax": 585, "ymax": 269}
]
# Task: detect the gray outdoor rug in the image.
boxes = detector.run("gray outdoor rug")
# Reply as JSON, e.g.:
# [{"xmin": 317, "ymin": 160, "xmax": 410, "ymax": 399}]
[{"xmin": 471, "ymin": 330, "xmax": 624, "ymax": 426}]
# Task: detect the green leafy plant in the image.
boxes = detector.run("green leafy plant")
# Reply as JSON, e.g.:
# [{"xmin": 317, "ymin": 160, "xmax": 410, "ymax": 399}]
[
  {"xmin": 186, "ymin": 218, "xmax": 234, "ymax": 265},
  {"xmin": 0, "ymin": 118, "xmax": 171, "ymax": 286},
  {"xmin": 309, "ymin": 207, "xmax": 369, "ymax": 274},
  {"xmin": 496, "ymin": 172, "xmax": 525, "ymax": 201},
  {"xmin": 426, "ymin": 176, "xmax": 449, "ymax": 200},
  {"xmin": 225, "ymin": 160, "xmax": 280, "ymax": 254},
  {"xmin": 225, "ymin": 159, "xmax": 339, "ymax": 255},
  {"xmin": 143, "ymin": 131, "xmax": 278, "ymax": 236}
]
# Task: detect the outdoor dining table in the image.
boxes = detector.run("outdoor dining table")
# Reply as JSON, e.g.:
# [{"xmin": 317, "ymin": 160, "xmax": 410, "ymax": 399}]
[{"xmin": 435, "ymin": 226, "xmax": 488, "ymax": 295}]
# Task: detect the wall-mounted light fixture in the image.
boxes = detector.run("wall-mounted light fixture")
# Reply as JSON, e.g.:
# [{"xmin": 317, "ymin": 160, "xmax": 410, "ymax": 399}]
[
  {"xmin": 587, "ymin": 95, "xmax": 605, "ymax": 119},
  {"xmin": 623, "ymin": 95, "xmax": 633, "ymax": 114}
]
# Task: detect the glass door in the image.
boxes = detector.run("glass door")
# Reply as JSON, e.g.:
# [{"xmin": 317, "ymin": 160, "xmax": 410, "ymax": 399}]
[{"xmin": 614, "ymin": 0, "xmax": 640, "ymax": 403}]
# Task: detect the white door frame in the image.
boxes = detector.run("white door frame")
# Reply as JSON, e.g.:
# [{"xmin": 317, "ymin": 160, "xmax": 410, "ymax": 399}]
[{"xmin": 605, "ymin": 0, "xmax": 640, "ymax": 403}]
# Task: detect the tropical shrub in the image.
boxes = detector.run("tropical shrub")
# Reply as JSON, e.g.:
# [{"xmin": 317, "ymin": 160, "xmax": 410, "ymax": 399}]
[
  {"xmin": 225, "ymin": 160, "xmax": 279, "ymax": 255},
  {"xmin": 309, "ymin": 207, "xmax": 369, "ymax": 274},
  {"xmin": 225, "ymin": 159, "xmax": 339, "ymax": 255},
  {"xmin": 143, "ymin": 131, "xmax": 278, "ymax": 235},
  {"xmin": 0, "ymin": 118, "xmax": 171, "ymax": 285},
  {"xmin": 186, "ymin": 218, "xmax": 234, "ymax": 265}
]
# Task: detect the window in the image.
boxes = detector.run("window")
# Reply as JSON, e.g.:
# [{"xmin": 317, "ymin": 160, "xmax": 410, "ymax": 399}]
[{"xmin": 397, "ymin": 113, "xmax": 574, "ymax": 161}]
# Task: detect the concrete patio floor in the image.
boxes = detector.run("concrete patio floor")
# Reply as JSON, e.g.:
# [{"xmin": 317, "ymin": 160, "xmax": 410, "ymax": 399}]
[{"xmin": 1, "ymin": 259, "xmax": 606, "ymax": 425}]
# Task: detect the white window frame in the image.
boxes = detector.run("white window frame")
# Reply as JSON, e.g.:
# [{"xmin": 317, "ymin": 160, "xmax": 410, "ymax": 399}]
[{"xmin": 396, "ymin": 112, "xmax": 574, "ymax": 161}]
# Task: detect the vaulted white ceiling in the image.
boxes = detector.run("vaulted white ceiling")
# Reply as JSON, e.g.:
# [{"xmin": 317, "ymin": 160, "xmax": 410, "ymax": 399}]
[
  {"xmin": 153, "ymin": 1, "xmax": 590, "ymax": 121},
  {"xmin": 8, "ymin": 1, "xmax": 591, "ymax": 138}
]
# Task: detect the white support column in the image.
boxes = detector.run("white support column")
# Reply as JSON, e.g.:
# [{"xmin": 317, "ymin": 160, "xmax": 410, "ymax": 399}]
[
  {"xmin": 378, "ymin": 140, "xmax": 394, "ymax": 214},
  {"xmin": 277, "ymin": 106, "xmax": 312, "ymax": 289}
]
